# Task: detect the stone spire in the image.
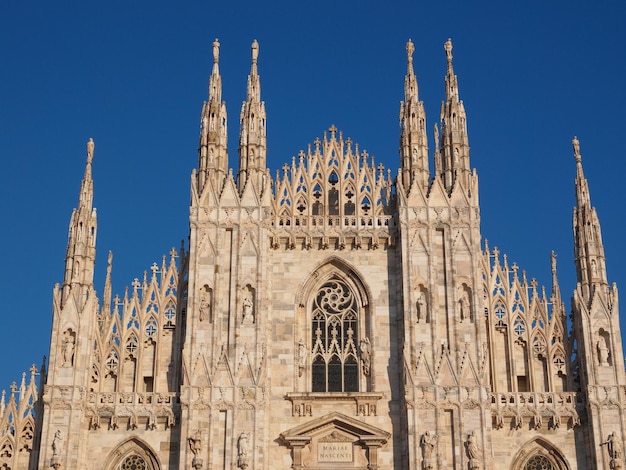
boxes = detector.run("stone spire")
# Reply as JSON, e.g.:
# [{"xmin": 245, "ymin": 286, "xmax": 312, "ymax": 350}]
[
  {"xmin": 572, "ymin": 136, "xmax": 608, "ymax": 300},
  {"xmin": 198, "ymin": 38, "xmax": 228, "ymax": 191},
  {"xmin": 62, "ymin": 138, "xmax": 98, "ymax": 306},
  {"xmin": 399, "ymin": 39, "xmax": 429, "ymax": 192},
  {"xmin": 435, "ymin": 38, "xmax": 470, "ymax": 192},
  {"xmin": 238, "ymin": 39, "xmax": 267, "ymax": 193}
]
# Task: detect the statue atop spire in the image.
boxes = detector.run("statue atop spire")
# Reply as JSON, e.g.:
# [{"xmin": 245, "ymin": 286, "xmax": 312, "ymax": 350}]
[
  {"xmin": 252, "ymin": 39, "xmax": 259, "ymax": 64},
  {"xmin": 86, "ymin": 138, "xmax": 94, "ymax": 164},
  {"xmin": 406, "ymin": 39, "xmax": 415, "ymax": 68},
  {"xmin": 573, "ymin": 135, "xmax": 581, "ymax": 162},
  {"xmin": 213, "ymin": 38, "xmax": 220, "ymax": 64},
  {"xmin": 444, "ymin": 38, "xmax": 453, "ymax": 67}
]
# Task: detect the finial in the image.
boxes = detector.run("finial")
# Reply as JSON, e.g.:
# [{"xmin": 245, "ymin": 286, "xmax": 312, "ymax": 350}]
[
  {"xmin": 86, "ymin": 138, "xmax": 95, "ymax": 164},
  {"xmin": 251, "ymin": 39, "xmax": 259, "ymax": 63},
  {"xmin": 406, "ymin": 39, "xmax": 415, "ymax": 65},
  {"xmin": 572, "ymin": 136, "xmax": 581, "ymax": 162},
  {"xmin": 213, "ymin": 38, "xmax": 220, "ymax": 64}
]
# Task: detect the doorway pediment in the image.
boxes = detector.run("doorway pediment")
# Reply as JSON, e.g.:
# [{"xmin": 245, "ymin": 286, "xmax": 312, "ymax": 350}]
[{"xmin": 280, "ymin": 412, "xmax": 390, "ymax": 469}]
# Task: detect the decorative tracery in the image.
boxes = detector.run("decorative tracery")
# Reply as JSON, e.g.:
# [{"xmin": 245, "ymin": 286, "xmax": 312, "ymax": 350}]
[
  {"xmin": 311, "ymin": 278, "xmax": 360, "ymax": 392},
  {"xmin": 272, "ymin": 128, "xmax": 395, "ymax": 230},
  {"xmin": 524, "ymin": 454, "xmax": 555, "ymax": 470},
  {"xmin": 119, "ymin": 454, "xmax": 148, "ymax": 470},
  {"xmin": 90, "ymin": 249, "xmax": 180, "ymax": 394},
  {"xmin": 483, "ymin": 245, "xmax": 570, "ymax": 394}
]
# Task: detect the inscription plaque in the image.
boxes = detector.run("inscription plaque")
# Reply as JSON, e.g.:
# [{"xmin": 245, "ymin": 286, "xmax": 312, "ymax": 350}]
[{"xmin": 317, "ymin": 442, "xmax": 353, "ymax": 463}]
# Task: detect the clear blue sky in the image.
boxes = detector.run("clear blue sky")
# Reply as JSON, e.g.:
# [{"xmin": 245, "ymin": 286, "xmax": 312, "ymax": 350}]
[{"xmin": 1, "ymin": 1, "xmax": 625, "ymax": 391}]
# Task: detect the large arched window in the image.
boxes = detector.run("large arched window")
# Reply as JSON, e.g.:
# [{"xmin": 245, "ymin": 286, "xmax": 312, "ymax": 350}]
[{"xmin": 311, "ymin": 277, "xmax": 359, "ymax": 392}]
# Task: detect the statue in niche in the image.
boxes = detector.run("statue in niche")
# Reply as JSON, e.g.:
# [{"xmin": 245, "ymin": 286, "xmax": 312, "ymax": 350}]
[
  {"xmin": 237, "ymin": 431, "xmax": 250, "ymax": 469},
  {"xmin": 62, "ymin": 330, "xmax": 75, "ymax": 367},
  {"xmin": 242, "ymin": 294, "xmax": 254, "ymax": 324},
  {"xmin": 360, "ymin": 337, "xmax": 371, "ymax": 376},
  {"xmin": 598, "ymin": 337, "xmax": 610, "ymax": 366},
  {"xmin": 52, "ymin": 429, "xmax": 62, "ymax": 457},
  {"xmin": 591, "ymin": 259, "xmax": 598, "ymax": 277},
  {"xmin": 416, "ymin": 291, "xmax": 427, "ymax": 323},
  {"xmin": 459, "ymin": 291, "xmax": 470, "ymax": 321},
  {"xmin": 465, "ymin": 431, "xmax": 480, "ymax": 469},
  {"xmin": 297, "ymin": 339, "xmax": 307, "ymax": 377},
  {"xmin": 189, "ymin": 429, "xmax": 202, "ymax": 455},
  {"xmin": 189, "ymin": 429, "xmax": 203, "ymax": 469},
  {"xmin": 420, "ymin": 431, "xmax": 437, "ymax": 468},
  {"xmin": 199, "ymin": 289, "xmax": 211, "ymax": 322},
  {"xmin": 601, "ymin": 432, "xmax": 623, "ymax": 468}
]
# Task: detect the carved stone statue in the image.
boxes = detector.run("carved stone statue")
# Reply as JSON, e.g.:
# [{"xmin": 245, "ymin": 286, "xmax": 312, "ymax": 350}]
[
  {"xmin": 360, "ymin": 337, "xmax": 371, "ymax": 376},
  {"xmin": 52, "ymin": 429, "xmax": 62, "ymax": 457},
  {"xmin": 199, "ymin": 290, "xmax": 211, "ymax": 322},
  {"xmin": 421, "ymin": 430, "xmax": 437, "ymax": 468},
  {"xmin": 598, "ymin": 338, "xmax": 610, "ymax": 366},
  {"xmin": 572, "ymin": 135, "xmax": 580, "ymax": 156},
  {"xmin": 417, "ymin": 292, "xmax": 427, "ymax": 323},
  {"xmin": 86, "ymin": 138, "xmax": 95, "ymax": 162},
  {"xmin": 297, "ymin": 339, "xmax": 307, "ymax": 377},
  {"xmin": 601, "ymin": 432, "xmax": 624, "ymax": 469},
  {"xmin": 189, "ymin": 429, "xmax": 203, "ymax": 469},
  {"xmin": 237, "ymin": 431, "xmax": 250, "ymax": 469},
  {"xmin": 62, "ymin": 331, "xmax": 75, "ymax": 367},
  {"xmin": 189, "ymin": 429, "xmax": 202, "ymax": 455},
  {"xmin": 242, "ymin": 295, "xmax": 254, "ymax": 324},
  {"xmin": 459, "ymin": 292, "xmax": 470, "ymax": 321},
  {"xmin": 466, "ymin": 431, "xmax": 480, "ymax": 468}
]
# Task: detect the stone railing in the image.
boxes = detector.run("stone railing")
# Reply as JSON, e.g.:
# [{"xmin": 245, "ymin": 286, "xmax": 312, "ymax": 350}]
[{"xmin": 490, "ymin": 392, "xmax": 581, "ymax": 430}]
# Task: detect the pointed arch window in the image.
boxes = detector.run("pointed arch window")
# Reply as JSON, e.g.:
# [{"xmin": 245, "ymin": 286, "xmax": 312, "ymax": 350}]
[{"xmin": 311, "ymin": 277, "xmax": 359, "ymax": 392}]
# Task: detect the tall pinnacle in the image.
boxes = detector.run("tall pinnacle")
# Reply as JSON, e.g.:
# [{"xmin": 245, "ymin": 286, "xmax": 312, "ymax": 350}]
[
  {"xmin": 238, "ymin": 39, "xmax": 267, "ymax": 192},
  {"xmin": 248, "ymin": 39, "xmax": 260, "ymax": 101},
  {"xmin": 79, "ymin": 138, "xmax": 95, "ymax": 211},
  {"xmin": 436, "ymin": 38, "xmax": 470, "ymax": 192},
  {"xmin": 198, "ymin": 38, "xmax": 228, "ymax": 190},
  {"xmin": 572, "ymin": 137, "xmax": 608, "ymax": 299},
  {"xmin": 399, "ymin": 39, "xmax": 429, "ymax": 191},
  {"xmin": 62, "ymin": 138, "xmax": 98, "ymax": 304}
]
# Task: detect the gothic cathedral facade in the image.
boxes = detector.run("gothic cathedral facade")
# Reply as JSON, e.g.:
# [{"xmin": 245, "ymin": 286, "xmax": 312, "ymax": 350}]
[{"xmin": 1, "ymin": 39, "xmax": 625, "ymax": 470}]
